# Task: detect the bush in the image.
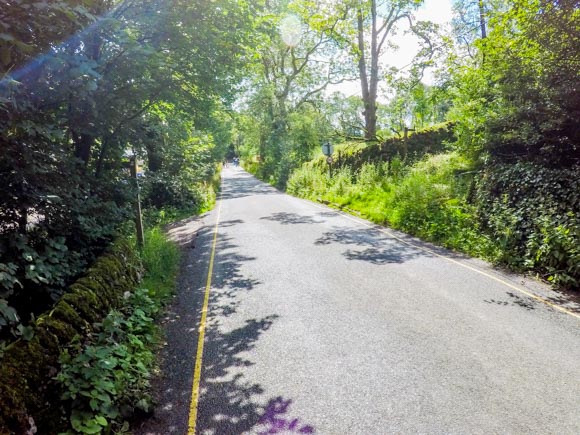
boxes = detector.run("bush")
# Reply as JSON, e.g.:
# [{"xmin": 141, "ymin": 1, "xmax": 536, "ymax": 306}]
[
  {"xmin": 476, "ymin": 162, "xmax": 580, "ymax": 288},
  {"xmin": 287, "ymin": 152, "xmax": 496, "ymax": 259},
  {"xmin": 382, "ymin": 153, "xmax": 494, "ymax": 256},
  {"xmin": 57, "ymin": 289, "xmax": 158, "ymax": 435},
  {"xmin": 286, "ymin": 166, "xmax": 328, "ymax": 199}
]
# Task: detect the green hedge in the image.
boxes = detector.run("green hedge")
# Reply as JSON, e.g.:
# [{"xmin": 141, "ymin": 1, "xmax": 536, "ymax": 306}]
[
  {"xmin": 476, "ymin": 162, "xmax": 580, "ymax": 288},
  {"xmin": 0, "ymin": 241, "xmax": 142, "ymax": 434}
]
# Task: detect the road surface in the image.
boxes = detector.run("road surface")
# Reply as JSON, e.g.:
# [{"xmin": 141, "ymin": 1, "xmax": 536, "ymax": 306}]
[{"xmin": 138, "ymin": 166, "xmax": 580, "ymax": 435}]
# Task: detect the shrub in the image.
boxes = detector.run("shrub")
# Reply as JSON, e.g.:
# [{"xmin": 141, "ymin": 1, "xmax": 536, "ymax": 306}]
[
  {"xmin": 287, "ymin": 152, "xmax": 496, "ymax": 259},
  {"xmin": 476, "ymin": 162, "xmax": 580, "ymax": 288},
  {"xmin": 57, "ymin": 289, "xmax": 158, "ymax": 435},
  {"xmin": 287, "ymin": 166, "xmax": 328, "ymax": 199}
]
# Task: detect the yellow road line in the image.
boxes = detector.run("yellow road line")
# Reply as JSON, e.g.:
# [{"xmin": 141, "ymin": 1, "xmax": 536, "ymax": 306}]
[
  {"xmin": 310, "ymin": 202, "xmax": 580, "ymax": 321},
  {"xmin": 187, "ymin": 198, "xmax": 223, "ymax": 434}
]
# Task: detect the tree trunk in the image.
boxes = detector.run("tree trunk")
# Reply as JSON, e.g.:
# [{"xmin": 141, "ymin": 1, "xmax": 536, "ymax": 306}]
[
  {"xmin": 478, "ymin": 0, "xmax": 487, "ymax": 39},
  {"xmin": 357, "ymin": 3, "xmax": 379, "ymax": 141},
  {"xmin": 73, "ymin": 132, "xmax": 94, "ymax": 168}
]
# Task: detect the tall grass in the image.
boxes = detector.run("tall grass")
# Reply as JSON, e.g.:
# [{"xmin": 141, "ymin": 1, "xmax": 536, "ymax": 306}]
[
  {"xmin": 288, "ymin": 152, "xmax": 497, "ymax": 259},
  {"xmin": 139, "ymin": 228, "xmax": 180, "ymax": 301}
]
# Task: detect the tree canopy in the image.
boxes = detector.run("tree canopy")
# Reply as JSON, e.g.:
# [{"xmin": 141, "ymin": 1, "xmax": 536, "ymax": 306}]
[{"xmin": 0, "ymin": 0, "xmax": 260, "ymax": 340}]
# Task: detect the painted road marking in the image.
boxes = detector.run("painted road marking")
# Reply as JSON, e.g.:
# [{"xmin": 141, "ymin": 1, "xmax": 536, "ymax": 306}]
[
  {"xmin": 187, "ymin": 197, "xmax": 223, "ymax": 434},
  {"xmin": 309, "ymin": 201, "xmax": 580, "ymax": 321}
]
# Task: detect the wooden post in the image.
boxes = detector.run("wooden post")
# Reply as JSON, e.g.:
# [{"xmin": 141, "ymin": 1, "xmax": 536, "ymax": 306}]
[{"xmin": 130, "ymin": 156, "xmax": 145, "ymax": 248}]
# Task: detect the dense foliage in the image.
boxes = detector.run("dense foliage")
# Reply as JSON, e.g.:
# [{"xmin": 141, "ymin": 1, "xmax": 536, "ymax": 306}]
[
  {"xmin": 0, "ymin": 0, "xmax": 256, "ymax": 342},
  {"xmin": 449, "ymin": 0, "xmax": 580, "ymax": 286},
  {"xmin": 247, "ymin": 0, "xmax": 579, "ymax": 289},
  {"xmin": 288, "ymin": 143, "xmax": 495, "ymax": 259},
  {"xmin": 450, "ymin": 0, "xmax": 580, "ymax": 165}
]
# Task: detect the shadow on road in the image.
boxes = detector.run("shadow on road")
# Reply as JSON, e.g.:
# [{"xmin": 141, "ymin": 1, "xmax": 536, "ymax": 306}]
[
  {"xmin": 221, "ymin": 171, "xmax": 279, "ymax": 200},
  {"xmin": 544, "ymin": 289, "xmax": 580, "ymax": 314},
  {"xmin": 197, "ymin": 315, "xmax": 278, "ymax": 434},
  {"xmin": 196, "ymin": 227, "xmax": 316, "ymax": 433},
  {"xmin": 260, "ymin": 212, "xmax": 323, "ymax": 226},
  {"xmin": 220, "ymin": 218, "xmax": 245, "ymax": 228},
  {"xmin": 315, "ymin": 227, "xmax": 429, "ymax": 265},
  {"xmin": 139, "ymin": 200, "xmax": 318, "ymax": 434},
  {"xmin": 209, "ymin": 232, "xmax": 260, "ymax": 318},
  {"xmin": 137, "ymin": 222, "xmax": 271, "ymax": 434},
  {"xmin": 484, "ymin": 291, "xmax": 537, "ymax": 311}
]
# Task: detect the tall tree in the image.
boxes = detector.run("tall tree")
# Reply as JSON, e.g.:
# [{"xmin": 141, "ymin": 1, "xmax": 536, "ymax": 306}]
[
  {"xmin": 327, "ymin": 0, "xmax": 434, "ymax": 140},
  {"xmin": 451, "ymin": 0, "xmax": 506, "ymax": 58},
  {"xmin": 450, "ymin": 0, "xmax": 580, "ymax": 164},
  {"xmin": 239, "ymin": 1, "xmax": 346, "ymax": 182}
]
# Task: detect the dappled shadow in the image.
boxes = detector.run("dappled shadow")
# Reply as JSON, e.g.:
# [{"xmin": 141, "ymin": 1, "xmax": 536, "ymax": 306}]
[
  {"xmin": 165, "ymin": 213, "xmax": 209, "ymax": 248},
  {"xmin": 135, "ymin": 224, "xmax": 219, "ymax": 434},
  {"xmin": 136, "ymin": 221, "xmax": 264, "ymax": 434},
  {"xmin": 315, "ymin": 227, "xmax": 384, "ymax": 247},
  {"xmin": 164, "ymin": 211, "xmax": 209, "ymax": 232},
  {"xmin": 316, "ymin": 211, "xmax": 339, "ymax": 219},
  {"xmin": 256, "ymin": 397, "xmax": 315, "ymax": 434},
  {"xmin": 315, "ymin": 227, "xmax": 428, "ymax": 265},
  {"xmin": 544, "ymin": 288, "xmax": 580, "ymax": 314},
  {"xmin": 221, "ymin": 170, "xmax": 280, "ymax": 200},
  {"xmin": 139, "ymin": 216, "xmax": 316, "ymax": 434},
  {"xmin": 343, "ymin": 247, "xmax": 420, "ymax": 265},
  {"xmin": 219, "ymin": 219, "xmax": 245, "ymax": 228},
  {"xmin": 196, "ymin": 315, "xmax": 278, "ymax": 434},
  {"xmin": 260, "ymin": 212, "xmax": 323, "ymax": 226},
  {"xmin": 209, "ymin": 233, "xmax": 261, "ymax": 319},
  {"xmin": 484, "ymin": 291, "xmax": 537, "ymax": 311},
  {"xmin": 507, "ymin": 292, "xmax": 536, "ymax": 310}
]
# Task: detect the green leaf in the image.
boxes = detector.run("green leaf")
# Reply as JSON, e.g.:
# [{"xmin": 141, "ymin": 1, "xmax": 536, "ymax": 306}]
[{"xmin": 94, "ymin": 415, "xmax": 108, "ymax": 427}]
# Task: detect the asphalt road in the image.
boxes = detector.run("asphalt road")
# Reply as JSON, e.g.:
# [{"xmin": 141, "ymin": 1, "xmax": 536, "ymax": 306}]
[{"xmin": 139, "ymin": 166, "xmax": 580, "ymax": 435}]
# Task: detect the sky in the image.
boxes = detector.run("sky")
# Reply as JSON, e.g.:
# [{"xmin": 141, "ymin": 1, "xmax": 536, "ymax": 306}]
[{"xmin": 328, "ymin": 0, "xmax": 454, "ymax": 98}]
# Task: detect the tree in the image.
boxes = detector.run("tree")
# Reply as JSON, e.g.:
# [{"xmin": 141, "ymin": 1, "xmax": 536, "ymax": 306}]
[
  {"xmin": 327, "ymin": 0, "xmax": 437, "ymax": 140},
  {"xmin": 450, "ymin": 0, "xmax": 580, "ymax": 165},
  {"xmin": 0, "ymin": 0, "xmax": 257, "ymax": 340},
  {"xmin": 381, "ymin": 80, "xmax": 450, "ymax": 135},
  {"xmin": 238, "ymin": 1, "xmax": 346, "ymax": 183}
]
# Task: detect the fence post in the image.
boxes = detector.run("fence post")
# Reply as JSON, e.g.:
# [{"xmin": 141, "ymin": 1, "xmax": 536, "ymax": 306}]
[{"xmin": 130, "ymin": 156, "xmax": 145, "ymax": 248}]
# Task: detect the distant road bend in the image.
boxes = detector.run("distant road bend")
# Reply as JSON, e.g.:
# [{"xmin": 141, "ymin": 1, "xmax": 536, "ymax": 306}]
[{"xmin": 140, "ymin": 166, "xmax": 580, "ymax": 435}]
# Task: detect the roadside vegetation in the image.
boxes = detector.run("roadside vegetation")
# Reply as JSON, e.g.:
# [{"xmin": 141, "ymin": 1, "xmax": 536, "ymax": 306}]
[
  {"xmin": 1, "ymin": 0, "xmax": 233, "ymax": 431},
  {"xmin": 0, "ymin": 0, "xmax": 248, "ymax": 345},
  {"xmin": 0, "ymin": 0, "xmax": 578, "ymax": 431},
  {"xmin": 56, "ymin": 225, "xmax": 180, "ymax": 434},
  {"xmin": 288, "ymin": 151, "xmax": 497, "ymax": 259},
  {"xmin": 239, "ymin": 0, "xmax": 579, "ymax": 290}
]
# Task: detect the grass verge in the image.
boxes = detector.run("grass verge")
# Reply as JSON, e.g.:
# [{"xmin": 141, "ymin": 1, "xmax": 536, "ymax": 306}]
[{"xmin": 287, "ymin": 152, "xmax": 498, "ymax": 260}]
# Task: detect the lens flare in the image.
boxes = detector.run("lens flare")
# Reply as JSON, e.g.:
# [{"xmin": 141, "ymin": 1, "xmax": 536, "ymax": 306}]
[{"xmin": 279, "ymin": 15, "xmax": 302, "ymax": 47}]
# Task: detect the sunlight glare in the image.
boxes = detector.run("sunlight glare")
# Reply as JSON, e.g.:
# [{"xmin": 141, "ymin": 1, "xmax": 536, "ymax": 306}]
[{"xmin": 279, "ymin": 15, "xmax": 302, "ymax": 47}]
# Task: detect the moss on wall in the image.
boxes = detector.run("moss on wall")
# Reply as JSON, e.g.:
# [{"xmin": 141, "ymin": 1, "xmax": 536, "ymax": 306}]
[
  {"xmin": 0, "ymin": 240, "xmax": 142, "ymax": 435},
  {"xmin": 312, "ymin": 123, "xmax": 455, "ymax": 172}
]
